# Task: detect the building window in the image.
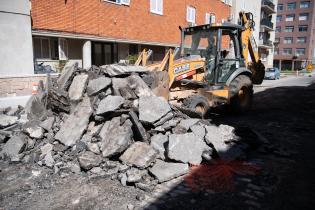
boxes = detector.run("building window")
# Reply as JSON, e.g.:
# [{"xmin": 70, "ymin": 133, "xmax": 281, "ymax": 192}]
[
  {"xmin": 276, "ymin": 26, "xmax": 281, "ymax": 32},
  {"xmin": 275, "ymin": 37, "xmax": 280, "ymax": 43},
  {"xmin": 287, "ymin": 2, "xmax": 296, "ymax": 10},
  {"xmin": 58, "ymin": 38, "xmax": 68, "ymax": 60},
  {"xmin": 276, "ymin": 15, "xmax": 282, "ymax": 22},
  {"xmin": 296, "ymin": 48, "xmax": 306, "ymax": 56},
  {"xmin": 275, "ymin": 48, "xmax": 279, "ymax": 55},
  {"xmin": 205, "ymin": 13, "xmax": 216, "ymax": 24},
  {"xmin": 284, "ymin": 26, "xmax": 294, "ymax": 32},
  {"xmin": 300, "ymin": 1, "xmax": 310, "ymax": 8},
  {"xmin": 33, "ymin": 37, "xmax": 51, "ymax": 59},
  {"xmin": 286, "ymin": 14, "xmax": 295, "ymax": 21},
  {"xmin": 277, "ymin": 4, "xmax": 283, "ymax": 11},
  {"xmin": 299, "ymin": 13, "xmax": 309, "ymax": 21},
  {"xmin": 283, "ymin": 48, "xmax": 292, "ymax": 55},
  {"xmin": 187, "ymin": 6, "xmax": 196, "ymax": 24},
  {"xmin": 105, "ymin": 0, "xmax": 130, "ymax": 5},
  {"xmin": 299, "ymin": 25, "xmax": 308, "ymax": 32},
  {"xmin": 150, "ymin": 0, "xmax": 163, "ymax": 15},
  {"xmin": 284, "ymin": 37, "xmax": 293, "ymax": 44},
  {"xmin": 297, "ymin": 37, "xmax": 307, "ymax": 43}
]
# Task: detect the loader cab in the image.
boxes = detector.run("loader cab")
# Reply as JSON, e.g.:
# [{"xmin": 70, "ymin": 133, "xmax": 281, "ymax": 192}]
[{"xmin": 180, "ymin": 23, "xmax": 246, "ymax": 85}]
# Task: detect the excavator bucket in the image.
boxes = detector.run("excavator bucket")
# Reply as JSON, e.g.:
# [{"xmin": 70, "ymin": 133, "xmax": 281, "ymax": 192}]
[{"xmin": 249, "ymin": 61, "xmax": 265, "ymax": 85}]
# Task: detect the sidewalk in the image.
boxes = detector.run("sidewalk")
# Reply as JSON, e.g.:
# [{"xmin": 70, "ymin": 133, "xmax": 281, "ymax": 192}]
[{"xmin": 0, "ymin": 95, "xmax": 31, "ymax": 108}]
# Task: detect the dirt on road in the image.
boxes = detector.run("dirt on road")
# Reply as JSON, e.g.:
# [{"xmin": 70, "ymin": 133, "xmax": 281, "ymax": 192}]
[{"xmin": 1, "ymin": 82, "xmax": 315, "ymax": 210}]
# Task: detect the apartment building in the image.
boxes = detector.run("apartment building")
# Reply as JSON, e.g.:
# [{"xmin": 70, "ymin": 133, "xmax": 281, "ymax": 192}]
[
  {"xmin": 230, "ymin": 0, "xmax": 277, "ymax": 68},
  {"xmin": 274, "ymin": 0, "xmax": 315, "ymax": 70},
  {"xmin": 31, "ymin": 0, "xmax": 231, "ymax": 72}
]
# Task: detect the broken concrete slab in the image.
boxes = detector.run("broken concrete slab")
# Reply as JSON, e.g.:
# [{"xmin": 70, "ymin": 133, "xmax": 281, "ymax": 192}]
[
  {"xmin": 40, "ymin": 143, "xmax": 54, "ymax": 157},
  {"xmin": 55, "ymin": 97, "xmax": 93, "ymax": 146},
  {"xmin": 57, "ymin": 63, "xmax": 77, "ymax": 91},
  {"xmin": 178, "ymin": 118, "xmax": 200, "ymax": 130},
  {"xmin": 190, "ymin": 125, "xmax": 206, "ymax": 139},
  {"xmin": 120, "ymin": 142, "xmax": 158, "ymax": 169},
  {"xmin": 167, "ymin": 133, "xmax": 208, "ymax": 165},
  {"xmin": 127, "ymin": 74, "xmax": 154, "ymax": 97},
  {"xmin": 129, "ymin": 111, "xmax": 149, "ymax": 142},
  {"xmin": 96, "ymin": 95, "xmax": 125, "ymax": 115},
  {"xmin": 139, "ymin": 96, "xmax": 171, "ymax": 124},
  {"xmin": 68, "ymin": 74, "xmax": 89, "ymax": 102},
  {"xmin": 126, "ymin": 168, "xmax": 146, "ymax": 183},
  {"xmin": 101, "ymin": 64, "xmax": 148, "ymax": 77},
  {"xmin": 24, "ymin": 94, "xmax": 47, "ymax": 121},
  {"xmin": 99, "ymin": 117, "xmax": 133, "ymax": 157},
  {"xmin": 0, "ymin": 114, "xmax": 18, "ymax": 128},
  {"xmin": 150, "ymin": 134, "xmax": 168, "ymax": 160},
  {"xmin": 2, "ymin": 135, "xmax": 26, "ymax": 158},
  {"xmin": 149, "ymin": 160, "xmax": 189, "ymax": 183},
  {"xmin": 87, "ymin": 142, "xmax": 100, "ymax": 155},
  {"xmin": 43, "ymin": 152, "xmax": 55, "ymax": 168},
  {"xmin": 24, "ymin": 121, "xmax": 44, "ymax": 139},
  {"xmin": 205, "ymin": 124, "xmax": 236, "ymax": 154},
  {"xmin": 39, "ymin": 116, "xmax": 55, "ymax": 131},
  {"xmin": 77, "ymin": 151, "xmax": 102, "ymax": 170},
  {"xmin": 86, "ymin": 77, "xmax": 111, "ymax": 96},
  {"xmin": 153, "ymin": 112, "xmax": 174, "ymax": 127}
]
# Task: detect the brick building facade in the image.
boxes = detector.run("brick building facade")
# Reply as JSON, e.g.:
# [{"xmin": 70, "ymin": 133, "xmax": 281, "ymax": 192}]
[{"xmin": 31, "ymin": 0, "xmax": 231, "ymax": 71}]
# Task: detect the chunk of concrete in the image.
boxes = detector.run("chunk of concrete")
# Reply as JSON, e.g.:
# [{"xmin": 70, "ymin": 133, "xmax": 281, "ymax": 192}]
[
  {"xmin": 77, "ymin": 151, "xmax": 102, "ymax": 170},
  {"xmin": 87, "ymin": 77, "xmax": 111, "ymax": 96},
  {"xmin": 0, "ymin": 115, "xmax": 18, "ymax": 128},
  {"xmin": 96, "ymin": 95, "xmax": 125, "ymax": 115},
  {"xmin": 57, "ymin": 63, "xmax": 77, "ymax": 91},
  {"xmin": 190, "ymin": 125, "xmax": 206, "ymax": 139},
  {"xmin": 68, "ymin": 74, "xmax": 89, "ymax": 102},
  {"xmin": 2, "ymin": 136, "xmax": 25, "ymax": 158},
  {"xmin": 43, "ymin": 152, "xmax": 55, "ymax": 168},
  {"xmin": 150, "ymin": 134, "xmax": 168, "ymax": 160},
  {"xmin": 24, "ymin": 94, "xmax": 47, "ymax": 121},
  {"xmin": 120, "ymin": 142, "xmax": 158, "ymax": 169},
  {"xmin": 205, "ymin": 124, "xmax": 236, "ymax": 154},
  {"xmin": 178, "ymin": 118, "xmax": 200, "ymax": 130},
  {"xmin": 40, "ymin": 143, "xmax": 53, "ymax": 157},
  {"xmin": 139, "ymin": 96, "xmax": 171, "ymax": 124},
  {"xmin": 55, "ymin": 97, "xmax": 93, "ymax": 146},
  {"xmin": 101, "ymin": 64, "xmax": 148, "ymax": 77},
  {"xmin": 87, "ymin": 142, "xmax": 101, "ymax": 155},
  {"xmin": 25, "ymin": 125, "xmax": 44, "ymax": 139},
  {"xmin": 167, "ymin": 133, "xmax": 208, "ymax": 165},
  {"xmin": 99, "ymin": 117, "xmax": 133, "ymax": 157},
  {"xmin": 149, "ymin": 160, "xmax": 189, "ymax": 183},
  {"xmin": 126, "ymin": 168, "xmax": 146, "ymax": 183},
  {"xmin": 129, "ymin": 111, "xmax": 149, "ymax": 142},
  {"xmin": 127, "ymin": 74, "xmax": 154, "ymax": 97},
  {"xmin": 39, "ymin": 116, "xmax": 55, "ymax": 131}
]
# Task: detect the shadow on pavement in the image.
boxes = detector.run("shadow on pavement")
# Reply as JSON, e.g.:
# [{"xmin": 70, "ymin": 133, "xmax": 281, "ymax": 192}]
[{"xmin": 144, "ymin": 83, "xmax": 315, "ymax": 210}]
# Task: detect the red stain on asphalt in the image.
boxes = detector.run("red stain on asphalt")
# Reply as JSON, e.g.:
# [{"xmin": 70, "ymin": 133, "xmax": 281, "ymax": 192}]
[{"xmin": 184, "ymin": 160, "xmax": 261, "ymax": 192}]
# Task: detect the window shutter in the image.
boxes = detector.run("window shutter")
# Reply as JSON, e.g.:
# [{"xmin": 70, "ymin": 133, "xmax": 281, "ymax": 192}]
[
  {"xmin": 121, "ymin": 0, "xmax": 130, "ymax": 5},
  {"xmin": 205, "ymin": 13, "xmax": 210, "ymax": 24}
]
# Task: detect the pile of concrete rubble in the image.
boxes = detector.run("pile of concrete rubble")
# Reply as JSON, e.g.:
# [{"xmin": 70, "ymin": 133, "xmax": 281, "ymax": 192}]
[{"xmin": 0, "ymin": 64, "xmax": 249, "ymax": 191}]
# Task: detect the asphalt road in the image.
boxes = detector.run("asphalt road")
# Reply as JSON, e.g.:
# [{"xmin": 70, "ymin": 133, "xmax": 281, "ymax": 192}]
[{"xmin": 254, "ymin": 74, "xmax": 315, "ymax": 93}]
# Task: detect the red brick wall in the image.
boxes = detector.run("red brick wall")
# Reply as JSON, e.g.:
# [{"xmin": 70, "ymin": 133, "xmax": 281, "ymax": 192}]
[{"xmin": 31, "ymin": 0, "xmax": 230, "ymax": 45}]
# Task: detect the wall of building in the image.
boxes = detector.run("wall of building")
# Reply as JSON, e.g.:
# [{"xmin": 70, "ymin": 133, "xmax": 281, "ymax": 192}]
[
  {"xmin": 0, "ymin": 0, "xmax": 34, "ymax": 76},
  {"xmin": 31, "ymin": 0, "xmax": 231, "ymax": 46}
]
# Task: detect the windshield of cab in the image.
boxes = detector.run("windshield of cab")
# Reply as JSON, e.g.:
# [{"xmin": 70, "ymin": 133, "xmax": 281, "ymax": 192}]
[{"xmin": 182, "ymin": 30, "xmax": 217, "ymax": 60}]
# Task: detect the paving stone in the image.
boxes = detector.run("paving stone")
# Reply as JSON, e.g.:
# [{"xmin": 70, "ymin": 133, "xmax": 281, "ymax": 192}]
[
  {"xmin": 139, "ymin": 96, "xmax": 171, "ymax": 124},
  {"xmin": 149, "ymin": 160, "xmax": 189, "ymax": 183},
  {"xmin": 68, "ymin": 74, "xmax": 89, "ymax": 102},
  {"xmin": 96, "ymin": 95, "xmax": 125, "ymax": 115},
  {"xmin": 55, "ymin": 97, "xmax": 93, "ymax": 146},
  {"xmin": 167, "ymin": 133, "xmax": 208, "ymax": 164},
  {"xmin": 99, "ymin": 117, "xmax": 133, "ymax": 157},
  {"xmin": 77, "ymin": 151, "xmax": 102, "ymax": 170},
  {"xmin": 86, "ymin": 77, "xmax": 111, "ymax": 96},
  {"xmin": 120, "ymin": 142, "xmax": 158, "ymax": 169}
]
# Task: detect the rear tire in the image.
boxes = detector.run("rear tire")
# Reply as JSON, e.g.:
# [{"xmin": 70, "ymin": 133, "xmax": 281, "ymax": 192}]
[
  {"xmin": 183, "ymin": 95, "xmax": 210, "ymax": 118},
  {"xmin": 229, "ymin": 75, "xmax": 253, "ymax": 113}
]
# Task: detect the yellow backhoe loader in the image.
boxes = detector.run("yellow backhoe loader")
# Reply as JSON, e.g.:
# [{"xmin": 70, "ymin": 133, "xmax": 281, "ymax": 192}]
[{"xmin": 136, "ymin": 12, "xmax": 265, "ymax": 115}]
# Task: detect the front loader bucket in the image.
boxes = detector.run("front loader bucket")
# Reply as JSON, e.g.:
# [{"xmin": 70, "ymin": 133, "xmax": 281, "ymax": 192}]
[{"xmin": 250, "ymin": 60, "xmax": 265, "ymax": 85}]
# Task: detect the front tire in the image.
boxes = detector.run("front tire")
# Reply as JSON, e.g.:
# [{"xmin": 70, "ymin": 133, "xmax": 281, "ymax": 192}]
[
  {"xmin": 229, "ymin": 75, "xmax": 253, "ymax": 113},
  {"xmin": 183, "ymin": 95, "xmax": 210, "ymax": 118}
]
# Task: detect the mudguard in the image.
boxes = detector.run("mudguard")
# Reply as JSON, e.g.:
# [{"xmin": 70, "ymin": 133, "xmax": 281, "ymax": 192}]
[{"xmin": 226, "ymin": 68, "xmax": 252, "ymax": 86}]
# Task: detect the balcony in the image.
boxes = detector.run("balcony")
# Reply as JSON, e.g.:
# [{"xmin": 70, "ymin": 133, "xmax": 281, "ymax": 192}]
[
  {"xmin": 260, "ymin": 18, "xmax": 274, "ymax": 31},
  {"xmin": 261, "ymin": 0, "xmax": 276, "ymax": 14},
  {"xmin": 258, "ymin": 39, "xmax": 273, "ymax": 49}
]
